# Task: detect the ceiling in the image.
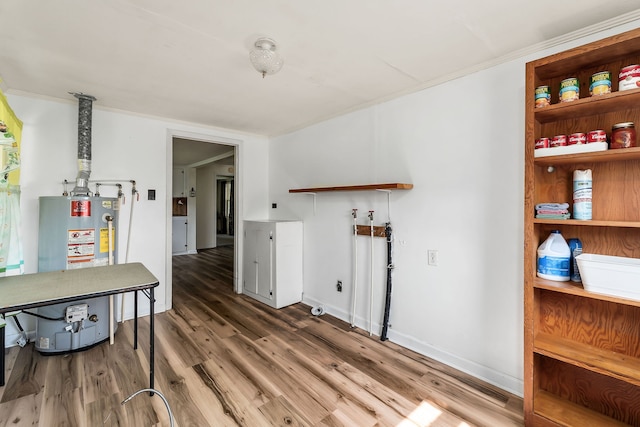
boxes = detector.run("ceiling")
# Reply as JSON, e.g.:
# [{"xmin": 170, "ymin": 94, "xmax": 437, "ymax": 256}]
[
  {"xmin": 173, "ymin": 137, "xmax": 234, "ymax": 167},
  {"xmin": 1, "ymin": 1, "xmax": 640, "ymax": 138}
]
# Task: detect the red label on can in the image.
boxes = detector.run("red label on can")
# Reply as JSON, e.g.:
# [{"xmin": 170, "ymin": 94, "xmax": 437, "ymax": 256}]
[
  {"xmin": 587, "ymin": 130, "xmax": 607, "ymax": 143},
  {"xmin": 619, "ymin": 65, "xmax": 640, "ymax": 91},
  {"xmin": 535, "ymin": 137, "xmax": 550, "ymax": 149},
  {"xmin": 70, "ymin": 200, "xmax": 91, "ymax": 217},
  {"xmin": 551, "ymin": 135, "xmax": 567, "ymax": 147},
  {"xmin": 568, "ymin": 133, "xmax": 586, "ymax": 145}
]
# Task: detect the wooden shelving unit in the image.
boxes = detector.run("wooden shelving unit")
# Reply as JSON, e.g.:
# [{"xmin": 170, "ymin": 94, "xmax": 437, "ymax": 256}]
[
  {"xmin": 524, "ymin": 28, "xmax": 640, "ymax": 426},
  {"xmin": 289, "ymin": 183, "xmax": 413, "ymax": 193}
]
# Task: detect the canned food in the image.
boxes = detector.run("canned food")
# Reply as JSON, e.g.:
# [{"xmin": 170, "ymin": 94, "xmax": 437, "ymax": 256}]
[
  {"xmin": 535, "ymin": 86, "xmax": 551, "ymax": 108},
  {"xmin": 551, "ymin": 135, "xmax": 567, "ymax": 147},
  {"xmin": 560, "ymin": 77, "xmax": 579, "ymax": 102},
  {"xmin": 619, "ymin": 65, "xmax": 640, "ymax": 91},
  {"xmin": 587, "ymin": 130, "xmax": 607, "ymax": 143},
  {"xmin": 611, "ymin": 122, "xmax": 636, "ymax": 149},
  {"xmin": 568, "ymin": 133, "xmax": 587, "ymax": 145},
  {"xmin": 590, "ymin": 71, "xmax": 611, "ymax": 96},
  {"xmin": 535, "ymin": 137, "xmax": 550, "ymax": 149}
]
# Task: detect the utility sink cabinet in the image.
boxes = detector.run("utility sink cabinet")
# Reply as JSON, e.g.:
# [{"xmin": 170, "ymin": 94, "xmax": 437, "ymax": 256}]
[{"xmin": 243, "ymin": 220, "xmax": 303, "ymax": 309}]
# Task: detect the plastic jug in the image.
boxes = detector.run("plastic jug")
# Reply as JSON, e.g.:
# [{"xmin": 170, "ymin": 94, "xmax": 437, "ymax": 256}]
[{"xmin": 537, "ymin": 230, "xmax": 570, "ymax": 281}]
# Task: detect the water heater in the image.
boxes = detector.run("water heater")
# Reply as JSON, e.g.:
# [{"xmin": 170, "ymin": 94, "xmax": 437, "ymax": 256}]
[{"xmin": 36, "ymin": 196, "xmax": 118, "ymax": 354}]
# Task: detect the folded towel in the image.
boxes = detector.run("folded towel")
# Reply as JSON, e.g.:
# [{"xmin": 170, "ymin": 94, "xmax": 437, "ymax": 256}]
[
  {"xmin": 536, "ymin": 202, "xmax": 569, "ymax": 210},
  {"xmin": 536, "ymin": 209, "xmax": 569, "ymax": 215},
  {"xmin": 536, "ymin": 213, "xmax": 571, "ymax": 219}
]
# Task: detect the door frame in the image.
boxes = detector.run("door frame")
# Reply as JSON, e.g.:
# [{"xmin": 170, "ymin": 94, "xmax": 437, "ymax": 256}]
[{"xmin": 165, "ymin": 129, "xmax": 243, "ymax": 311}]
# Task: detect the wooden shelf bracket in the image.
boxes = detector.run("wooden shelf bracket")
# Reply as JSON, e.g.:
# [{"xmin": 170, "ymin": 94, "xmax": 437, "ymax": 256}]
[
  {"xmin": 376, "ymin": 189, "xmax": 392, "ymax": 221},
  {"xmin": 298, "ymin": 192, "xmax": 317, "ymax": 215}
]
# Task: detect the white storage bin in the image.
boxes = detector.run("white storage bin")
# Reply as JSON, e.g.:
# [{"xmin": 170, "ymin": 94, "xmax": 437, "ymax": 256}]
[{"xmin": 576, "ymin": 253, "xmax": 640, "ymax": 301}]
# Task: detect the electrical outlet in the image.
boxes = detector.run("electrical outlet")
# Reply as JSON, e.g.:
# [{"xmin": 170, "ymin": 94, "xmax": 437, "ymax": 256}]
[
  {"xmin": 428, "ymin": 250, "xmax": 439, "ymax": 266},
  {"xmin": 337, "ymin": 280, "xmax": 343, "ymax": 292}
]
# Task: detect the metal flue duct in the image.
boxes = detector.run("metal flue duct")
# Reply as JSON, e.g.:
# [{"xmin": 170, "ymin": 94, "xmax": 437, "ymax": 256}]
[{"xmin": 70, "ymin": 92, "xmax": 96, "ymax": 196}]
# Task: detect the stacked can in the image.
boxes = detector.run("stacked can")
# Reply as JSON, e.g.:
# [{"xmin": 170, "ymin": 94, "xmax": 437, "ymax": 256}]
[
  {"xmin": 560, "ymin": 77, "xmax": 579, "ymax": 102},
  {"xmin": 589, "ymin": 71, "xmax": 611, "ymax": 96},
  {"xmin": 535, "ymin": 86, "xmax": 551, "ymax": 108},
  {"xmin": 587, "ymin": 130, "xmax": 607, "ymax": 143},
  {"xmin": 568, "ymin": 133, "xmax": 586, "ymax": 145},
  {"xmin": 619, "ymin": 64, "xmax": 640, "ymax": 91}
]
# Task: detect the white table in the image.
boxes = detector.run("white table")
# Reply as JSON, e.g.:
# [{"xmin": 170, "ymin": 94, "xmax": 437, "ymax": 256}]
[{"xmin": 0, "ymin": 262, "xmax": 159, "ymax": 388}]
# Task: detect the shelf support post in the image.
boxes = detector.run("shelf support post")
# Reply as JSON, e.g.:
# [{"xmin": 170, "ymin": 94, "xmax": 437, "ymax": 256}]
[
  {"xmin": 376, "ymin": 189, "xmax": 392, "ymax": 222},
  {"xmin": 299, "ymin": 192, "xmax": 317, "ymax": 215}
]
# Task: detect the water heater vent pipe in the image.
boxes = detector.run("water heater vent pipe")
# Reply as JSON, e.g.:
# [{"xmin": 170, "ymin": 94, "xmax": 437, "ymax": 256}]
[{"xmin": 70, "ymin": 92, "xmax": 96, "ymax": 196}]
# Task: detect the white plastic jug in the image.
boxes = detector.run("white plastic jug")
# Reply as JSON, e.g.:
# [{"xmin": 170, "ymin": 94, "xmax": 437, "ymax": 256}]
[{"xmin": 537, "ymin": 230, "xmax": 570, "ymax": 281}]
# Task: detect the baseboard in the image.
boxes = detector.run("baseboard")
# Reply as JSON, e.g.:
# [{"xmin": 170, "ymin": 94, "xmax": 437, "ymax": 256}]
[{"xmin": 302, "ymin": 295, "xmax": 523, "ymax": 397}]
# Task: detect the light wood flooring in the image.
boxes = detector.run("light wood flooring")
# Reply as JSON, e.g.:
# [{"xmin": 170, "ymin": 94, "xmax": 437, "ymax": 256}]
[{"xmin": 0, "ymin": 247, "xmax": 523, "ymax": 426}]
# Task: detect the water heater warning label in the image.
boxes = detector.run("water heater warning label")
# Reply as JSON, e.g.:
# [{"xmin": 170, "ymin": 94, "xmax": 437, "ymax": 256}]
[
  {"xmin": 70, "ymin": 200, "xmax": 91, "ymax": 217},
  {"xmin": 67, "ymin": 229, "xmax": 95, "ymax": 267},
  {"xmin": 99, "ymin": 227, "xmax": 115, "ymax": 253},
  {"xmin": 68, "ymin": 229, "xmax": 95, "ymax": 244}
]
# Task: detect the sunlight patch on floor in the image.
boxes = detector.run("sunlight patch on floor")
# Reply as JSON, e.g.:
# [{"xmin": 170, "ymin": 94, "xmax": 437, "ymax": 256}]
[{"xmin": 396, "ymin": 400, "xmax": 443, "ymax": 426}]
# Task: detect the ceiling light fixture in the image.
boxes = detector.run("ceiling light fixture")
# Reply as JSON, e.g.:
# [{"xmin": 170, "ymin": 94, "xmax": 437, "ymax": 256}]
[{"xmin": 249, "ymin": 37, "xmax": 284, "ymax": 78}]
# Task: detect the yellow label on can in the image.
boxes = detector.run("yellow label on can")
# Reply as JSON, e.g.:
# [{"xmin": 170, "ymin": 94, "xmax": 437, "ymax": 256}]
[
  {"xmin": 559, "ymin": 78, "xmax": 579, "ymax": 102},
  {"xmin": 590, "ymin": 71, "xmax": 611, "ymax": 96}
]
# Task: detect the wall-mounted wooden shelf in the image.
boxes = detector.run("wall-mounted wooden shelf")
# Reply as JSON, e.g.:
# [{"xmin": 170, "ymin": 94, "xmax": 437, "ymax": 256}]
[
  {"xmin": 289, "ymin": 183, "xmax": 412, "ymax": 193},
  {"xmin": 289, "ymin": 183, "xmax": 412, "ymax": 216}
]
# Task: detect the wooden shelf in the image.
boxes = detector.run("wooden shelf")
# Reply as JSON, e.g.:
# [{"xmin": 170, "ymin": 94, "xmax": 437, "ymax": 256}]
[
  {"xmin": 525, "ymin": 27, "xmax": 640, "ymax": 425},
  {"xmin": 289, "ymin": 183, "xmax": 413, "ymax": 193},
  {"xmin": 535, "ymin": 333, "xmax": 640, "ymax": 387},
  {"xmin": 532, "ymin": 218, "xmax": 640, "ymax": 228},
  {"xmin": 534, "ymin": 278, "xmax": 640, "ymax": 308},
  {"xmin": 534, "ymin": 146, "xmax": 640, "ymax": 166},
  {"xmin": 532, "ymin": 89, "xmax": 640, "ymax": 124},
  {"xmin": 534, "ymin": 391, "xmax": 629, "ymax": 427},
  {"xmin": 533, "ymin": 28, "xmax": 640, "ymax": 79}
]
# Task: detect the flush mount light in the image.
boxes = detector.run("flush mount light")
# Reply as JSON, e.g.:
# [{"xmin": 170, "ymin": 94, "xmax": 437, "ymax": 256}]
[{"xmin": 249, "ymin": 37, "xmax": 284, "ymax": 78}]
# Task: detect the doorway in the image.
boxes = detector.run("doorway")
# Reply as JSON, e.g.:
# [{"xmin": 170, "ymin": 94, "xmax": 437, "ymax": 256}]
[
  {"xmin": 216, "ymin": 176, "xmax": 234, "ymax": 246},
  {"xmin": 167, "ymin": 133, "xmax": 240, "ymax": 310}
]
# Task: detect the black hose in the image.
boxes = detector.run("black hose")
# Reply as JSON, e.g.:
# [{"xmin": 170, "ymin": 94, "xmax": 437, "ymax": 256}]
[
  {"xmin": 22, "ymin": 310, "xmax": 64, "ymax": 321},
  {"xmin": 381, "ymin": 222, "xmax": 393, "ymax": 341},
  {"xmin": 12, "ymin": 315, "xmax": 24, "ymax": 332}
]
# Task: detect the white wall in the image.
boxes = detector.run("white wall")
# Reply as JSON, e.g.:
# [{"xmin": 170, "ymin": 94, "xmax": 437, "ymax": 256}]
[
  {"xmin": 196, "ymin": 162, "xmax": 235, "ymax": 249},
  {"xmin": 268, "ymin": 21, "xmax": 640, "ymax": 396},
  {"xmin": 196, "ymin": 165, "xmax": 216, "ymax": 249},
  {"xmin": 5, "ymin": 17, "xmax": 639, "ymax": 396},
  {"xmin": 3, "ymin": 94, "xmax": 269, "ymax": 345}
]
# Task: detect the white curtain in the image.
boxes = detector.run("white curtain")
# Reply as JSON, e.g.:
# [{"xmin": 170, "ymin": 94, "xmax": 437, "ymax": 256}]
[{"xmin": 0, "ymin": 185, "xmax": 23, "ymax": 276}]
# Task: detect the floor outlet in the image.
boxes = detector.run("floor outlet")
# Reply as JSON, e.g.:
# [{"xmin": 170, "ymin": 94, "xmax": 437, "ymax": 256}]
[{"xmin": 428, "ymin": 250, "xmax": 439, "ymax": 266}]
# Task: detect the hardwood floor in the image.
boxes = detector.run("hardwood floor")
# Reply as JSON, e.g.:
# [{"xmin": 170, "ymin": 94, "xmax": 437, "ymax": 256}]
[{"xmin": 1, "ymin": 247, "xmax": 523, "ymax": 426}]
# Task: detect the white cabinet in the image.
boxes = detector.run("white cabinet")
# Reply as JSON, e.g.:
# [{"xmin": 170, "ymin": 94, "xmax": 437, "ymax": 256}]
[
  {"xmin": 243, "ymin": 220, "xmax": 303, "ymax": 309},
  {"xmin": 172, "ymin": 217, "xmax": 188, "ymax": 255},
  {"xmin": 172, "ymin": 167, "xmax": 185, "ymax": 197}
]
